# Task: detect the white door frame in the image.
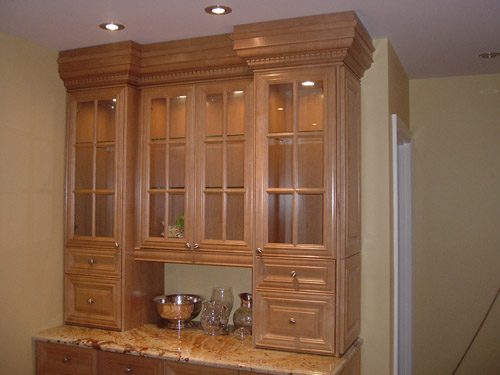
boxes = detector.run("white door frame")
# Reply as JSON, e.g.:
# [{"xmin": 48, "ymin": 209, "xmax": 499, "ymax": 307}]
[{"xmin": 391, "ymin": 114, "xmax": 413, "ymax": 375}]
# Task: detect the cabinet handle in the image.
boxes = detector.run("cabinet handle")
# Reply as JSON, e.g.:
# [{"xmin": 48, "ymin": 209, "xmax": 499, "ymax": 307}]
[
  {"xmin": 290, "ymin": 270, "xmax": 297, "ymax": 279},
  {"xmin": 289, "ymin": 317, "xmax": 296, "ymax": 324},
  {"xmin": 256, "ymin": 247, "xmax": 263, "ymax": 255},
  {"xmin": 114, "ymin": 242, "xmax": 119, "ymax": 249},
  {"xmin": 88, "ymin": 258, "xmax": 96, "ymax": 265},
  {"xmin": 193, "ymin": 243, "xmax": 199, "ymax": 250},
  {"xmin": 124, "ymin": 366, "xmax": 133, "ymax": 373},
  {"xmin": 87, "ymin": 298, "xmax": 95, "ymax": 305},
  {"xmin": 62, "ymin": 355, "xmax": 71, "ymax": 363},
  {"xmin": 185, "ymin": 242, "xmax": 191, "ymax": 249}
]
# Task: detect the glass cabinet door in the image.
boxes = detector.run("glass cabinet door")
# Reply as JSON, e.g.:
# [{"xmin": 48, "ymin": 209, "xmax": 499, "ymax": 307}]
[
  {"xmin": 143, "ymin": 87, "xmax": 193, "ymax": 248},
  {"xmin": 195, "ymin": 81, "xmax": 253, "ymax": 254},
  {"xmin": 71, "ymin": 95, "xmax": 117, "ymax": 241},
  {"xmin": 256, "ymin": 70, "xmax": 333, "ymax": 257}
]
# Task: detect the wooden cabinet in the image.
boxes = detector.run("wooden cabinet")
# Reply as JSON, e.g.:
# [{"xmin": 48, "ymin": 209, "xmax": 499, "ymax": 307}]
[
  {"xmin": 135, "ymin": 80, "xmax": 254, "ymax": 267},
  {"xmin": 165, "ymin": 362, "xmax": 238, "ymax": 375},
  {"xmin": 36, "ymin": 342, "xmax": 96, "ymax": 375},
  {"xmin": 97, "ymin": 351, "xmax": 164, "ymax": 374},
  {"xmin": 61, "ymin": 84, "xmax": 164, "ymax": 331}
]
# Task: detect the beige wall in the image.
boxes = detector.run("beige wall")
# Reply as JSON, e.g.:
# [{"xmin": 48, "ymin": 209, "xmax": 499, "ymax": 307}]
[
  {"xmin": 360, "ymin": 38, "xmax": 409, "ymax": 375},
  {"xmin": 0, "ymin": 32, "xmax": 66, "ymax": 374},
  {"xmin": 411, "ymin": 74, "xmax": 500, "ymax": 375}
]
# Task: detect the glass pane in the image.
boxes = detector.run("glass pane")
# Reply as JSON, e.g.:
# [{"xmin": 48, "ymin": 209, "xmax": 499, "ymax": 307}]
[
  {"xmin": 168, "ymin": 144, "xmax": 186, "ymax": 189},
  {"xmin": 268, "ymin": 137, "xmax": 293, "ymax": 188},
  {"xmin": 204, "ymin": 193, "xmax": 223, "ymax": 240},
  {"xmin": 269, "ymin": 84, "xmax": 293, "ymax": 133},
  {"xmin": 298, "ymin": 194, "xmax": 323, "ymax": 245},
  {"xmin": 149, "ymin": 193, "xmax": 165, "ymax": 238},
  {"xmin": 76, "ymin": 101, "xmax": 94, "ymax": 143},
  {"xmin": 167, "ymin": 194, "xmax": 185, "ymax": 239},
  {"xmin": 151, "ymin": 98, "xmax": 166, "ymax": 140},
  {"xmin": 227, "ymin": 90, "xmax": 245, "ymax": 135},
  {"xmin": 96, "ymin": 145, "xmax": 115, "ymax": 190},
  {"xmin": 205, "ymin": 142, "xmax": 223, "ymax": 188},
  {"xmin": 74, "ymin": 193, "xmax": 92, "ymax": 236},
  {"xmin": 299, "ymin": 81, "xmax": 324, "ymax": 132},
  {"xmin": 298, "ymin": 137, "xmax": 323, "ymax": 188},
  {"xmin": 226, "ymin": 141, "xmax": 244, "ymax": 188},
  {"xmin": 96, "ymin": 100, "xmax": 116, "ymax": 142},
  {"xmin": 75, "ymin": 145, "xmax": 93, "ymax": 189},
  {"xmin": 227, "ymin": 194, "xmax": 244, "ymax": 241},
  {"xmin": 150, "ymin": 144, "xmax": 166, "ymax": 189},
  {"xmin": 205, "ymin": 93, "xmax": 223, "ymax": 137},
  {"xmin": 95, "ymin": 194, "xmax": 114, "ymax": 237},
  {"xmin": 169, "ymin": 95, "xmax": 187, "ymax": 139},
  {"xmin": 268, "ymin": 194, "xmax": 293, "ymax": 244}
]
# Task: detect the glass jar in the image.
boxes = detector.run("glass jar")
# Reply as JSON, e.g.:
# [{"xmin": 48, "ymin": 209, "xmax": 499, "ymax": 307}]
[
  {"xmin": 210, "ymin": 286, "xmax": 233, "ymax": 331},
  {"xmin": 232, "ymin": 292, "xmax": 252, "ymax": 336},
  {"xmin": 200, "ymin": 300, "xmax": 227, "ymax": 336}
]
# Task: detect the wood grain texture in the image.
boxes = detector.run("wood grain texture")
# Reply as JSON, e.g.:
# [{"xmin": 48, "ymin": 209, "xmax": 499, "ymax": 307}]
[{"xmin": 36, "ymin": 342, "xmax": 97, "ymax": 375}]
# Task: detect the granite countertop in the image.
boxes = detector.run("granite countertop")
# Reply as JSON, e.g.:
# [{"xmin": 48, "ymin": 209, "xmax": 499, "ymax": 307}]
[{"xmin": 33, "ymin": 324, "xmax": 360, "ymax": 374}]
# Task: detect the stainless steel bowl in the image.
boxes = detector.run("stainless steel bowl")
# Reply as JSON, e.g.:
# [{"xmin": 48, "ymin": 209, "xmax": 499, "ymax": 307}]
[{"xmin": 153, "ymin": 294, "xmax": 203, "ymax": 329}]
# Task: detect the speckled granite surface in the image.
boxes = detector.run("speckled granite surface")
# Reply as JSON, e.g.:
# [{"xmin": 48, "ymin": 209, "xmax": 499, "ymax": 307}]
[{"xmin": 33, "ymin": 324, "xmax": 360, "ymax": 374}]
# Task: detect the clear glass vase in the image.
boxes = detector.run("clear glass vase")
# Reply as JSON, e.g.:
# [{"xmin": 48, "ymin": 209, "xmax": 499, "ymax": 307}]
[{"xmin": 232, "ymin": 292, "xmax": 252, "ymax": 337}]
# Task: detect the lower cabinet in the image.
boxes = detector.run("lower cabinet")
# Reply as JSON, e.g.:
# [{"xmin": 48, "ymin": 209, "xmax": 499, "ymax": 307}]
[
  {"xmin": 97, "ymin": 351, "xmax": 164, "ymax": 375},
  {"xmin": 36, "ymin": 342, "xmax": 96, "ymax": 375},
  {"xmin": 164, "ymin": 362, "xmax": 237, "ymax": 375}
]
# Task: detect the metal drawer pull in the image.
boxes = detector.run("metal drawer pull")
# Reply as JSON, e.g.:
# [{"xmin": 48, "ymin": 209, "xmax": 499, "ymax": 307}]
[
  {"xmin": 290, "ymin": 270, "xmax": 297, "ymax": 278},
  {"xmin": 256, "ymin": 247, "xmax": 263, "ymax": 255},
  {"xmin": 88, "ymin": 258, "xmax": 96, "ymax": 265},
  {"xmin": 87, "ymin": 298, "xmax": 95, "ymax": 305},
  {"xmin": 289, "ymin": 317, "xmax": 296, "ymax": 324},
  {"xmin": 185, "ymin": 242, "xmax": 191, "ymax": 249},
  {"xmin": 62, "ymin": 356, "xmax": 71, "ymax": 363},
  {"xmin": 193, "ymin": 243, "xmax": 199, "ymax": 250},
  {"xmin": 124, "ymin": 366, "xmax": 133, "ymax": 373}
]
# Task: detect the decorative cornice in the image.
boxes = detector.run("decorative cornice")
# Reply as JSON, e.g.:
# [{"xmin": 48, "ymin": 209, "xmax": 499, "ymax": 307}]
[
  {"xmin": 245, "ymin": 49, "xmax": 349, "ymax": 69},
  {"xmin": 139, "ymin": 65, "xmax": 251, "ymax": 85}
]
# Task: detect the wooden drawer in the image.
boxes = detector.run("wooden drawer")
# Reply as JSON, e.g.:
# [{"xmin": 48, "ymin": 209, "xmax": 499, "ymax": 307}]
[
  {"xmin": 97, "ymin": 351, "xmax": 163, "ymax": 374},
  {"xmin": 36, "ymin": 341, "xmax": 96, "ymax": 375},
  {"xmin": 253, "ymin": 290, "xmax": 335, "ymax": 355},
  {"xmin": 255, "ymin": 257, "xmax": 335, "ymax": 292},
  {"xmin": 66, "ymin": 247, "xmax": 120, "ymax": 276},
  {"xmin": 165, "ymin": 361, "xmax": 238, "ymax": 375},
  {"xmin": 65, "ymin": 274, "xmax": 121, "ymax": 330}
]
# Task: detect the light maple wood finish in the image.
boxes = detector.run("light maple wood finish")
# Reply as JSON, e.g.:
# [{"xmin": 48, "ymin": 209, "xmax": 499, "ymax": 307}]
[
  {"xmin": 136, "ymin": 80, "xmax": 253, "ymax": 267},
  {"xmin": 64, "ymin": 86, "xmax": 164, "ymax": 331},
  {"xmin": 97, "ymin": 351, "xmax": 164, "ymax": 374},
  {"xmin": 165, "ymin": 362, "xmax": 238, "ymax": 375},
  {"xmin": 36, "ymin": 342, "xmax": 96, "ymax": 375}
]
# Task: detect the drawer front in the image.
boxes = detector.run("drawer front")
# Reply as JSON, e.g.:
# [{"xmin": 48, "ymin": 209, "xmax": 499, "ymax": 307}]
[
  {"xmin": 255, "ymin": 258, "xmax": 335, "ymax": 292},
  {"xmin": 65, "ymin": 274, "xmax": 121, "ymax": 329},
  {"xmin": 36, "ymin": 341, "xmax": 96, "ymax": 375},
  {"xmin": 97, "ymin": 351, "xmax": 163, "ymax": 375},
  {"xmin": 165, "ymin": 361, "xmax": 238, "ymax": 375},
  {"xmin": 66, "ymin": 247, "xmax": 120, "ymax": 276},
  {"xmin": 253, "ymin": 290, "xmax": 335, "ymax": 354}
]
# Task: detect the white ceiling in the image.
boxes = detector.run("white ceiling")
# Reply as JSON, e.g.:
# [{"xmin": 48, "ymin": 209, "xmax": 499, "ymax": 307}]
[{"xmin": 1, "ymin": 0, "xmax": 499, "ymax": 78}]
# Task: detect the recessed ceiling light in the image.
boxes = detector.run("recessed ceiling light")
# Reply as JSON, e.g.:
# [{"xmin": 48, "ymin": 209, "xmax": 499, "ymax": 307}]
[
  {"xmin": 205, "ymin": 5, "xmax": 232, "ymax": 15},
  {"xmin": 479, "ymin": 52, "xmax": 499, "ymax": 59},
  {"xmin": 99, "ymin": 23, "xmax": 125, "ymax": 32},
  {"xmin": 301, "ymin": 81, "xmax": 315, "ymax": 87}
]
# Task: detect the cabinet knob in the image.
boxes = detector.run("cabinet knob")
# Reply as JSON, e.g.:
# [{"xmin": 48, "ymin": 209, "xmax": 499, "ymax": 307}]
[
  {"xmin": 124, "ymin": 366, "xmax": 133, "ymax": 373},
  {"xmin": 290, "ymin": 270, "xmax": 297, "ymax": 279},
  {"xmin": 193, "ymin": 243, "xmax": 199, "ymax": 250},
  {"xmin": 289, "ymin": 317, "xmax": 296, "ymax": 324},
  {"xmin": 88, "ymin": 258, "xmax": 96, "ymax": 265},
  {"xmin": 87, "ymin": 298, "xmax": 95, "ymax": 305},
  {"xmin": 256, "ymin": 247, "xmax": 263, "ymax": 255},
  {"xmin": 114, "ymin": 242, "xmax": 119, "ymax": 249},
  {"xmin": 185, "ymin": 242, "xmax": 191, "ymax": 249},
  {"xmin": 62, "ymin": 355, "xmax": 71, "ymax": 363}
]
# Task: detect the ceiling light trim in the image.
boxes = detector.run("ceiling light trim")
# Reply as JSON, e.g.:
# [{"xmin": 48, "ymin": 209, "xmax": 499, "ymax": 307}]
[
  {"xmin": 205, "ymin": 5, "xmax": 232, "ymax": 15},
  {"xmin": 99, "ymin": 23, "xmax": 125, "ymax": 32}
]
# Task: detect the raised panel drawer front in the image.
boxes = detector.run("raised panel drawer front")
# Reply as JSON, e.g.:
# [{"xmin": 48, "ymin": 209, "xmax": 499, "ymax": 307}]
[
  {"xmin": 65, "ymin": 274, "xmax": 121, "ymax": 329},
  {"xmin": 254, "ymin": 291, "xmax": 335, "ymax": 354},
  {"xmin": 97, "ymin": 350, "xmax": 163, "ymax": 374},
  {"xmin": 255, "ymin": 258, "xmax": 335, "ymax": 292},
  {"xmin": 36, "ymin": 341, "xmax": 96, "ymax": 375},
  {"xmin": 66, "ymin": 247, "xmax": 120, "ymax": 276},
  {"xmin": 165, "ymin": 361, "xmax": 238, "ymax": 375}
]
